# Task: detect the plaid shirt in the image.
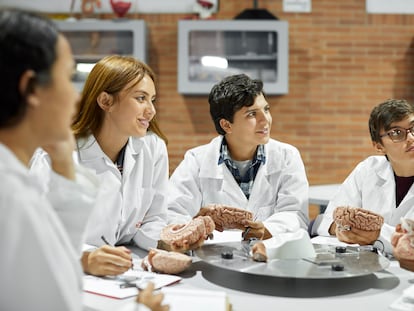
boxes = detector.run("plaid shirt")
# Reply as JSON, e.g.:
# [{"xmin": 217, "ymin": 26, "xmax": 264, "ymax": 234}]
[{"xmin": 218, "ymin": 138, "xmax": 266, "ymax": 199}]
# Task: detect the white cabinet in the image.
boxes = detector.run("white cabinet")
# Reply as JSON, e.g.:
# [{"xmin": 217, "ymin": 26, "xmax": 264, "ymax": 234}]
[
  {"xmin": 178, "ymin": 20, "xmax": 289, "ymax": 95},
  {"xmin": 55, "ymin": 20, "xmax": 147, "ymax": 91}
]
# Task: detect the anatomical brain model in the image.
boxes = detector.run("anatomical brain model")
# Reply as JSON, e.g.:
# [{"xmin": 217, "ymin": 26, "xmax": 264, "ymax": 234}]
[
  {"xmin": 392, "ymin": 218, "xmax": 414, "ymax": 271},
  {"xmin": 141, "ymin": 248, "xmax": 192, "ymax": 275},
  {"xmin": 333, "ymin": 206, "xmax": 384, "ymax": 231},
  {"xmin": 159, "ymin": 216, "xmax": 215, "ymax": 249},
  {"xmin": 197, "ymin": 204, "xmax": 253, "ymax": 231}
]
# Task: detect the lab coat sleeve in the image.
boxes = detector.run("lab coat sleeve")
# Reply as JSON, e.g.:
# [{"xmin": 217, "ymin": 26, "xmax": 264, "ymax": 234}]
[
  {"xmin": 263, "ymin": 146, "xmax": 310, "ymax": 235},
  {"xmin": 315, "ymin": 161, "xmax": 365, "ymax": 236},
  {"xmin": 49, "ymin": 164, "xmax": 100, "ymax": 254},
  {"xmin": 0, "ymin": 176, "xmax": 83, "ymax": 311},
  {"xmin": 30, "ymin": 148, "xmax": 100, "ymax": 254},
  {"xmin": 167, "ymin": 149, "xmax": 203, "ymax": 224},
  {"xmin": 379, "ymin": 223, "xmax": 395, "ymax": 254},
  {"xmin": 133, "ymin": 137, "xmax": 169, "ymax": 250}
]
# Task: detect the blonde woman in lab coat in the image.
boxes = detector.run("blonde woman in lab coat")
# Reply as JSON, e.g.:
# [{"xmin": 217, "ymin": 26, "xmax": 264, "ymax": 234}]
[
  {"xmin": 0, "ymin": 9, "xmax": 167, "ymax": 311},
  {"xmin": 168, "ymin": 74, "xmax": 309, "ymax": 240},
  {"xmin": 314, "ymin": 99, "xmax": 414, "ymax": 254},
  {"xmin": 72, "ymin": 56, "xmax": 169, "ymax": 277}
]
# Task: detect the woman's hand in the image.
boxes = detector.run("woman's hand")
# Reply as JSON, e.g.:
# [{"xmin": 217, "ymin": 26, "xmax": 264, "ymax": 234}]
[
  {"xmin": 42, "ymin": 133, "xmax": 76, "ymax": 180},
  {"xmin": 137, "ymin": 282, "xmax": 169, "ymax": 311},
  {"xmin": 81, "ymin": 245, "xmax": 133, "ymax": 276}
]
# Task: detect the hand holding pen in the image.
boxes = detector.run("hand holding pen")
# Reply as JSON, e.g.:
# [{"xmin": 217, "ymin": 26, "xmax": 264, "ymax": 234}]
[{"xmin": 81, "ymin": 236, "xmax": 133, "ymax": 276}]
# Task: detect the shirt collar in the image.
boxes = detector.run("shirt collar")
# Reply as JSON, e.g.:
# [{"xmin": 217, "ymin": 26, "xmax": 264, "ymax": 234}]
[{"xmin": 218, "ymin": 137, "xmax": 266, "ymax": 165}]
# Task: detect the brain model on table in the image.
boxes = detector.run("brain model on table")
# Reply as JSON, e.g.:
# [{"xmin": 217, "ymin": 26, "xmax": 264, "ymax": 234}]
[
  {"xmin": 159, "ymin": 216, "xmax": 215, "ymax": 248},
  {"xmin": 141, "ymin": 248, "xmax": 192, "ymax": 274},
  {"xmin": 197, "ymin": 204, "xmax": 253, "ymax": 230}
]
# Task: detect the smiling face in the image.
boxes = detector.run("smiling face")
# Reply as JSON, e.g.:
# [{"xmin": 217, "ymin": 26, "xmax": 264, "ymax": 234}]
[
  {"xmin": 222, "ymin": 93, "xmax": 272, "ymax": 160},
  {"xmin": 375, "ymin": 115, "xmax": 414, "ymax": 176},
  {"xmin": 102, "ymin": 74, "xmax": 156, "ymax": 140}
]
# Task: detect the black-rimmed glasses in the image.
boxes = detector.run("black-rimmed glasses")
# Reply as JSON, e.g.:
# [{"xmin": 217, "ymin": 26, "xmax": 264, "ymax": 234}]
[{"xmin": 379, "ymin": 126, "xmax": 414, "ymax": 142}]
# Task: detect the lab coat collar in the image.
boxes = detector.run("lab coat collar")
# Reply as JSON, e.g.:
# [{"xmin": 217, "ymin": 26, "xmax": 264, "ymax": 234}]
[
  {"xmin": 122, "ymin": 137, "xmax": 144, "ymax": 181},
  {"xmin": 374, "ymin": 156, "xmax": 395, "ymax": 187},
  {"xmin": 127, "ymin": 136, "xmax": 144, "ymax": 156},
  {"xmin": 199, "ymin": 136, "xmax": 226, "ymax": 179},
  {"xmin": 199, "ymin": 136, "xmax": 271, "ymax": 179},
  {"xmin": 76, "ymin": 135, "xmax": 103, "ymax": 162},
  {"xmin": 76, "ymin": 135, "xmax": 143, "ymax": 162}
]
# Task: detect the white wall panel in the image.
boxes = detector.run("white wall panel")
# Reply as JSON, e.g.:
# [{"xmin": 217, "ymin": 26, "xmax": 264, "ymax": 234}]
[{"xmin": 0, "ymin": 0, "xmax": 218, "ymax": 14}]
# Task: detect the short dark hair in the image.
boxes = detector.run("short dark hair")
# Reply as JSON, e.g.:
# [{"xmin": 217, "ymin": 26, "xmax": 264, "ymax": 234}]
[
  {"xmin": 369, "ymin": 99, "xmax": 414, "ymax": 143},
  {"xmin": 0, "ymin": 9, "xmax": 59, "ymax": 128},
  {"xmin": 208, "ymin": 74, "xmax": 264, "ymax": 135}
]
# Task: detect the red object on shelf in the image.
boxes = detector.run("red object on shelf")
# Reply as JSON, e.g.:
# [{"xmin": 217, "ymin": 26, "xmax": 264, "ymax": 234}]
[
  {"xmin": 110, "ymin": 0, "xmax": 131, "ymax": 18},
  {"xmin": 197, "ymin": 0, "xmax": 214, "ymax": 9}
]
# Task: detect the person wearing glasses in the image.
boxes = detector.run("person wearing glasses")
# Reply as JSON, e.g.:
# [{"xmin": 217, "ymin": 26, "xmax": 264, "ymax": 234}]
[{"xmin": 313, "ymin": 99, "xmax": 414, "ymax": 254}]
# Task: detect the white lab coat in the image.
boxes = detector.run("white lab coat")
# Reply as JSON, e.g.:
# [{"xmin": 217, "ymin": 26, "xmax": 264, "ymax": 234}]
[
  {"xmin": 0, "ymin": 143, "xmax": 98, "ymax": 311},
  {"xmin": 26, "ymin": 144, "xmax": 157, "ymax": 311},
  {"xmin": 315, "ymin": 155, "xmax": 414, "ymax": 253},
  {"xmin": 168, "ymin": 136, "xmax": 309, "ymax": 235},
  {"xmin": 29, "ymin": 151, "xmax": 102, "ymax": 254},
  {"xmin": 78, "ymin": 132, "xmax": 169, "ymax": 250}
]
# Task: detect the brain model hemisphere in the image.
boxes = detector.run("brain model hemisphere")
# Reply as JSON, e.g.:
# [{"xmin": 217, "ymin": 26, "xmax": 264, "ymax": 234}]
[
  {"xmin": 393, "ymin": 218, "xmax": 414, "ymax": 260},
  {"xmin": 141, "ymin": 248, "xmax": 192, "ymax": 274},
  {"xmin": 333, "ymin": 206, "xmax": 384, "ymax": 231},
  {"xmin": 160, "ymin": 216, "xmax": 215, "ymax": 247},
  {"xmin": 199, "ymin": 204, "xmax": 253, "ymax": 229},
  {"xmin": 394, "ymin": 234, "xmax": 414, "ymax": 259}
]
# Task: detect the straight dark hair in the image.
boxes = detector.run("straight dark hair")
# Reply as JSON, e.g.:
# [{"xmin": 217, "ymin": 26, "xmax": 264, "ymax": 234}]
[{"xmin": 0, "ymin": 9, "xmax": 59, "ymax": 128}]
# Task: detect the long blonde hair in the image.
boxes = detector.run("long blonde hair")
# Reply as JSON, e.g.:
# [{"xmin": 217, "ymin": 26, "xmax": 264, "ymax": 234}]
[{"xmin": 72, "ymin": 55, "xmax": 167, "ymax": 144}]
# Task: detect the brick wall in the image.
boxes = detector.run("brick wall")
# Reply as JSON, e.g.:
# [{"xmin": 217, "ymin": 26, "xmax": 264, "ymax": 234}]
[{"xmin": 93, "ymin": 0, "xmax": 414, "ymax": 184}]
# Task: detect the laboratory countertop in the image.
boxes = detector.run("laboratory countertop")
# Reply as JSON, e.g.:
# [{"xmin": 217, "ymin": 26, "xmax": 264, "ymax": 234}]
[{"xmin": 83, "ymin": 243, "xmax": 413, "ymax": 311}]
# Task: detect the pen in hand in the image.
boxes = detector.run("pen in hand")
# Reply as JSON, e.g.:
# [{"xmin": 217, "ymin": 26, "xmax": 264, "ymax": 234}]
[
  {"xmin": 101, "ymin": 235, "xmax": 112, "ymax": 246},
  {"xmin": 101, "ymin": 235, "xmax": 134, "ymax": 270}
]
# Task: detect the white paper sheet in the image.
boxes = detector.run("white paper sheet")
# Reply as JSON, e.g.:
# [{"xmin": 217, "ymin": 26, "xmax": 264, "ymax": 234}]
[
  {"xmin": 390, "ymin": 284, "xmax": 414, "ymax": 311},
  {"xmin": 204, "ymin": 230, "xmax": 243, "ymax": 244},
  {"xmin": 83, "ymin": 269, "xmax": 182, "ymax": 299},
  {"xmin": 161, "ymin": 288, "xmax": 229, "ymax": 311}
]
